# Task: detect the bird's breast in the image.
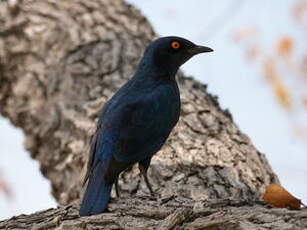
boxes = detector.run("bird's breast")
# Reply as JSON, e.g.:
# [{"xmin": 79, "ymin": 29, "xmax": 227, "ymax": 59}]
[{"xmin": 150, "ymin": 82, "xmax": 180, "ymax": 127}]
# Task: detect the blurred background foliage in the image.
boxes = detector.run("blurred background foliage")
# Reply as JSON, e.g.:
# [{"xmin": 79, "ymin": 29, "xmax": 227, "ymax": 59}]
[{"xmin": 234, "ymin": 0, "xmax": 307, "ymax": 138}]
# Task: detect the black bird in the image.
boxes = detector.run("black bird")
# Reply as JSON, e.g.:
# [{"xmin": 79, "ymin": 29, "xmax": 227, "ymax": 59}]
[{"xmin": 79, "ymin": 36, "xmax": 213, "ymax": 216}]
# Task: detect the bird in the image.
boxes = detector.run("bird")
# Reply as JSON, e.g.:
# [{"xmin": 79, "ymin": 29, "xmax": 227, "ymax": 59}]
[{"xmin": 79, "ymin": 36, "xmax": 213, "ymax": 216}]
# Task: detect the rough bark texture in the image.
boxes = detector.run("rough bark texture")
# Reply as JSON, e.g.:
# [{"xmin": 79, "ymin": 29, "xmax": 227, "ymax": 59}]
[
  {"xmin": 0, "ymin": 0, "xmax": 292, "ymax": 229},
  {"xmin": 1, "ymin": 198, "xmax": 307, "ymax": 230}
]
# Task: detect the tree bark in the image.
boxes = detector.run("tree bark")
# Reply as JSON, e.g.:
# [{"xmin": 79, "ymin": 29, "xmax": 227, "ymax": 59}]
[
  {"xmin": 0, "ymin": 0, "xmax": 290, "ymax": 229},
  {"xmin": 1, "ymin": 198, "xmax": 307, "ymax": 230}
]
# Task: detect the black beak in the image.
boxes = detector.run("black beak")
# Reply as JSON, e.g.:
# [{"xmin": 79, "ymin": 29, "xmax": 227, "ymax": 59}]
[{"xmin": 188, "ymin": 45, "xmax": 214, "ymax": 55}]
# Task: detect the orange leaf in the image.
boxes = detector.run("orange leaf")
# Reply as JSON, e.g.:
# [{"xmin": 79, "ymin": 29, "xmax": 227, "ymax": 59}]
[
  {"xmin": 263, "ymin": 58, "xmax": 278, "ymax": 83},
  {"xmin": 274, "ymin": 81, "xmax": 291, "ymax": 110},
  {"xmin": 263, "ymin": 59, "xmax": 292, "ymax": 110},
  {"xmin": 262, "ymin": 184, "xmax": 302, "ymax": 209},
  {"xmin": 233, "ymin": 26, "xmax": 257, "ymax": 42},
  {"xmin": 276, "ymin": 37, "xmax": 293, "ymax": 57}
]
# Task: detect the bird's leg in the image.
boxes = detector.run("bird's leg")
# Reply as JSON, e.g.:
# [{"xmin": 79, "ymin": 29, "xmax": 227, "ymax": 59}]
[
  {"xmin": 138, "ymin": 158, "xmax": 155, "ymax": 196},
  {"xmin": 114, "ymin": 176, "xmax": 120, "ymax": 198},
  {"xmin": 140, "ymin": 166, "xmax": 154, "ymax": 196}
]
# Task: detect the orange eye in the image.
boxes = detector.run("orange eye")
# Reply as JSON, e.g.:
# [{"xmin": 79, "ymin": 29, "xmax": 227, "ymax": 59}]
[{"xmin": 171, "ymin": 41, "xmax": 180, "ymax": 49}]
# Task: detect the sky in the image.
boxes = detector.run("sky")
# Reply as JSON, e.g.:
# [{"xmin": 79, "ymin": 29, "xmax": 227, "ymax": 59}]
[{"xmin": 0, "ymin": 0, "xmax": 306, "ymax": 220}]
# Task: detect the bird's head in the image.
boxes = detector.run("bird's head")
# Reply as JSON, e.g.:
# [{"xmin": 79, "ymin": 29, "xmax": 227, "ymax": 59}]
[{"xmin": 140, "ymin": 36, "xmax": 213, "ymax": 77}]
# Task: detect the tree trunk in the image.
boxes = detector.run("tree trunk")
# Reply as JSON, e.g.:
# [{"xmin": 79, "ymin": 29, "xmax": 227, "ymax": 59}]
[{"xmin": 0, "ymin": 0, "xmax": 291, "ymax": 229}]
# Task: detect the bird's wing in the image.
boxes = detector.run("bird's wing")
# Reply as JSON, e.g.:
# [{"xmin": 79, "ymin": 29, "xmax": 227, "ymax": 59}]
[
  {"xmin": 79, "ymin": 130, "xmax": 116, "ymax": 215},
  {"xmin": 112, "ymin": 99, "xmax": 169, "ymax": 164},
  {"xmin": 82, "ymin": 130, "xmax": 98, "ymax": 186},
  {"xmin": 82, "ymin": 103, "xmax": 137, "ymax": 185}
]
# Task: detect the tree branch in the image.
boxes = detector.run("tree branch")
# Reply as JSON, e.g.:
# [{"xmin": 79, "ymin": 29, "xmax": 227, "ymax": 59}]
[{"xmin": 1, "ymin": 198, "xmax": 306, "ymax": 229}]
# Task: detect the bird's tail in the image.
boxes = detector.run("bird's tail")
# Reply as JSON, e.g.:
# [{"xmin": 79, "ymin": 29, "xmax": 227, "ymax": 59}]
[{"xmin": 79, "ymin": 157, "xmax": 113, "ymax": 216}]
